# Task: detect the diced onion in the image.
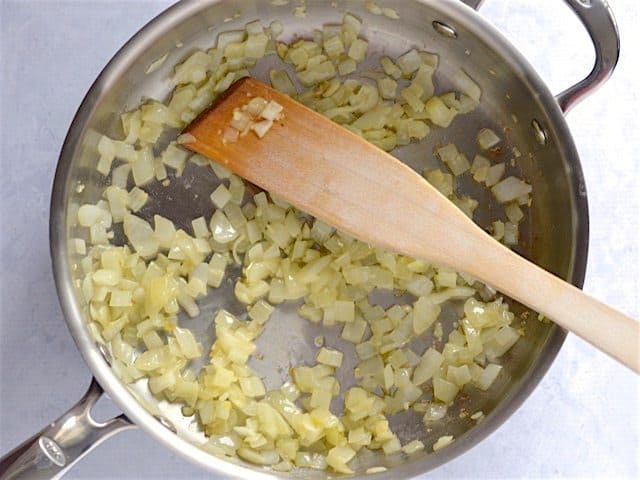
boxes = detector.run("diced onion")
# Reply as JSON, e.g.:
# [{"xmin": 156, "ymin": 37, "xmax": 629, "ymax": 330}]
[
  {"xmin": 491, "ymin": 176, "xmax": 533, "ymax": 203},
  {"xmin": 77, "ymin": 13, "xmax": 532, "ymax": 476},
  {"xmin": 317, "ymin": 347, "xmax": 344, "ymax": 368},
  {"xmin": 432, "ymin": 435, "xmax": 454, "ymax": 451},
  {"xmin": 477, "ymin": 128, "xmax": 500, "ymax": 150}
]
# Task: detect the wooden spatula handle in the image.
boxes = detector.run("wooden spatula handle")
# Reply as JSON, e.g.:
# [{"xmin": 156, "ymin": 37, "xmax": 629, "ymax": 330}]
[{"xmin": 462, "ymin": 239, "xmax": 640, "ymax": 373}]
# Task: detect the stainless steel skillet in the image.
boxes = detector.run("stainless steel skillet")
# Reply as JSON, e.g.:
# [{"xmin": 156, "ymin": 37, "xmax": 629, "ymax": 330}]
[{"xmin": 0, "ymin": 0, "xmax": 619, "ymax": 478}]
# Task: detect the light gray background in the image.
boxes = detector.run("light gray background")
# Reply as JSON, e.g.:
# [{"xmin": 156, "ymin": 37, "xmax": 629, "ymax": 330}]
[{"xmin": 1, "ymin": 0, "xmax": 638, "ymax": 478}]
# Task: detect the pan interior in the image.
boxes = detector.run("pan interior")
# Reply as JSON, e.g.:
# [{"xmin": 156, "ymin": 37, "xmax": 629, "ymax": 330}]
[{"xmin": 58, "ymin": 0, "xmax": 583, "ymax": 477}]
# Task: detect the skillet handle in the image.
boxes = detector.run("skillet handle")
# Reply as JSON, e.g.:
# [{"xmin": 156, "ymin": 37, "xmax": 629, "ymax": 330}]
[
  {"xmin": 458, "ymin": 0, "xmax": 485, "ymax": 8},
  {"xmin": 0, "ymin": 379, "xmax": 134, "ymax": 480},
  {"xmin": 555, "ymin": 0, "xmax": 620, "ymax": 113},
  {"xmin": 467, "ymin": 0, "xmax": 620, "ymax": 113}
]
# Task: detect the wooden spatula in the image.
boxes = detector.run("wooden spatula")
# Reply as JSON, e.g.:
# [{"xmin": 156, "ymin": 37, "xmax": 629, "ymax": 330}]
[{"xmin": 182, "ymin": 77, "xmax": 639, "ymax": 373}]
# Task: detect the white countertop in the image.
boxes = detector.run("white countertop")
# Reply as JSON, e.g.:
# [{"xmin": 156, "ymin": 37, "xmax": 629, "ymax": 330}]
[{"xmin": 1, "ymin": 0, "xmax": 638, "ymax": 478}]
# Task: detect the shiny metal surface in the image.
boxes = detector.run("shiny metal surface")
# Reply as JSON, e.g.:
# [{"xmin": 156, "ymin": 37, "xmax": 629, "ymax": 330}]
[
  {"xmin": 0, "ymin": 380, "xmax": 133, "ymax": 480},
  {"xmin": 4, "ymin": 0, "xmax": 617, "ymax": 478},
  {"xmin": 556, "ymin": 0, "xmax": 620, "ymax": 112}
]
